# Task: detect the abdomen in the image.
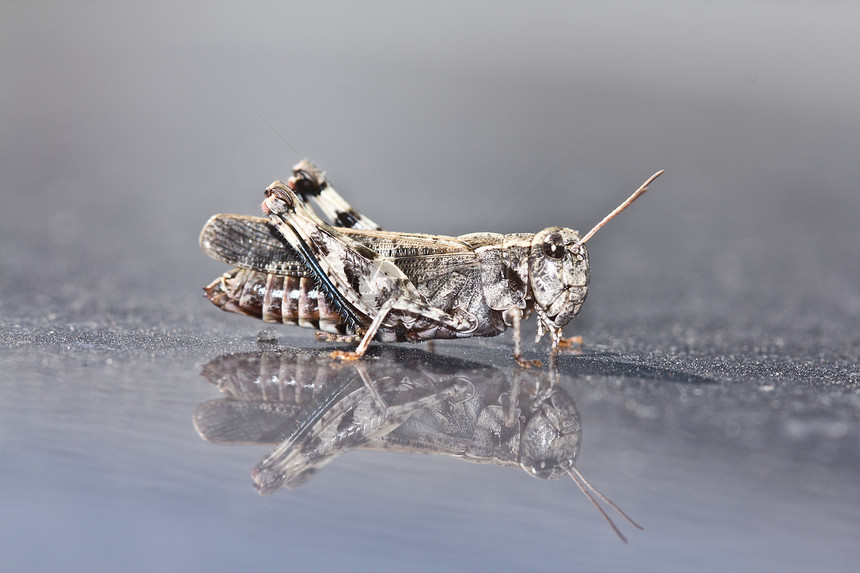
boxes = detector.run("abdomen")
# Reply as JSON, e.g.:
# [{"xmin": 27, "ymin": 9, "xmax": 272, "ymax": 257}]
[{"xmin": 204, "ymin": 268, "xmax": 351, "ymax": 335}]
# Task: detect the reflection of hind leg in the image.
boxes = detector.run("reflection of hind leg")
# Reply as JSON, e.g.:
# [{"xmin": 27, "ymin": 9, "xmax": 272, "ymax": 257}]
[
  {"xmin": 352, "ymin": 361, "xmax": 473, "ymax": 416},
  {"xmin": 289, "ymin": 160, "xmax": 383, "ymax": 231}
]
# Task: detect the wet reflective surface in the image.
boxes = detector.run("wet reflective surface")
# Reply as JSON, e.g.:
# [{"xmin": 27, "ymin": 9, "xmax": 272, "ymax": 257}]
[
  {"xmin": 3, "ymin": 333, "xmax": 858, "ymax": 571},
  {"xmin": 3, "ymin": 1, "xmax": 860, "ymax": 571},
  {"xmin": 196, "ymin": 348, "xmax": 641, "ymax": 541}
]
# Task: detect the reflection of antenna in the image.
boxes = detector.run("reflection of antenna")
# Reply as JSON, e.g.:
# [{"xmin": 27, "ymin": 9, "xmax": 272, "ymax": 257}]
[
  {"xmin": 568, "ymin": 465, "xmax": 644, "ymax": 544},
  {"xmin": 579, "ymin": 170, "xmax": 664, "ymax": 245}
]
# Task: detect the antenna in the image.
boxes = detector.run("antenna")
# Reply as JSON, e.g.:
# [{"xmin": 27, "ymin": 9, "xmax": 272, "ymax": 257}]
[
  {"xmin": 568, "ymin": 465, "xmax": 644, "ymax": 544},
  {"xmin": 579, "ymin": 170, "xmax": 664, "ymax": 245},
  {"xmin": 253, "ymin": 108, "xmax": 304, "ymax": 161}
]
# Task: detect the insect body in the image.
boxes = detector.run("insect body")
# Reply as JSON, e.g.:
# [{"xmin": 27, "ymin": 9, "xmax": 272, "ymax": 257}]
[
  {"xmin": 200, "ymin": 161, "xmax": 662, "ymax": 364},
  {"xmin": 196, "ymin": 348, "xmax": 643, "ymax": 542}
]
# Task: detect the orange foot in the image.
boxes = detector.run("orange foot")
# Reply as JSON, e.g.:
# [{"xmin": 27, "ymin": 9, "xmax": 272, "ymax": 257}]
[
  {"xmin": 514, "ymin": 357, "xmax": 542, "ymax": 369},
  {"xmin": 330, "ymin": 350, "xmax": 362, "ymax": 362},
  {"xmin": 558, "ymin": 335, "xmax": 583, "ymax": 348}
]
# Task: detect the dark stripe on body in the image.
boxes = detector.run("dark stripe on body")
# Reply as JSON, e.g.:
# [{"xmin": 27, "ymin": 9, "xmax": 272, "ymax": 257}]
[{"xmin": 334, "ymin": 210, "xmax": 361, "ymax": 228}]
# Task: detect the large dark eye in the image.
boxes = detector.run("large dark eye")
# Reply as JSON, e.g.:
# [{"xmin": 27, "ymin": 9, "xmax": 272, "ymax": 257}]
[{"xmin": 542, "ymin": 233, "xmax": 565, "ymax": 259}]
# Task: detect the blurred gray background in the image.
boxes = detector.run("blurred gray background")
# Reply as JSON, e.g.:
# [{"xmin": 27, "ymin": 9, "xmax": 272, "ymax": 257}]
[{"xmin": 2, "ymin": 1, "xmax": 858, "ymax": 572}]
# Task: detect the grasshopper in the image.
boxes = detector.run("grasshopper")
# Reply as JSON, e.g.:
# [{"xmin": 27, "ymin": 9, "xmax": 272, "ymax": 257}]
[
  {"xmin": 200, "ymin": 161, "xmax": 662, "ymax": 365},
  {"xmin": 197, "ymin": 348, "xmax": 643, "ymax": 542}
]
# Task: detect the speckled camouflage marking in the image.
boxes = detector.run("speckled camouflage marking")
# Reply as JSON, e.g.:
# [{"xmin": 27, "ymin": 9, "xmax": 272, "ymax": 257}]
[
  {"xmin": 200, "ymin": 161, "xmax": 661, "ymax": 365},
  {"xmin": 289, "ymin": 160, "xmax": 382, "ymax": 232},
  {"xmin": 203, "ymin": 268, "xmax": 350, "ymax": 335}
]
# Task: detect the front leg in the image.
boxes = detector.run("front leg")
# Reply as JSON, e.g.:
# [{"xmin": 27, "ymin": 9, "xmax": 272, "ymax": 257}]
[{"xmin": 504, "ymin": 307, "xmax": 542, "ymax": 368}]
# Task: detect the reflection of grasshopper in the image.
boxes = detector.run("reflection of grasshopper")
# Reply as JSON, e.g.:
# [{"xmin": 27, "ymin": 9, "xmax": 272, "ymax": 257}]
[
  {"xmin": 199, "ymin": 161, "xmax": 661, "ymax": 365},
  {"xmin": 196, "ymin": 349, "xmax": 642, "ymax": 542}
]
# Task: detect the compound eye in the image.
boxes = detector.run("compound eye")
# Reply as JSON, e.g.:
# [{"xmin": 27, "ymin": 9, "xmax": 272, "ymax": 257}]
[{"xmin": 542, "ymin": 233, "xmax": 565, "ymax": 260}]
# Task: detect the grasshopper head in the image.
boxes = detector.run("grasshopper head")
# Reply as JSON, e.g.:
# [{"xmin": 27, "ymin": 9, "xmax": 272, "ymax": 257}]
[
  {"xmin": 519, "ymin": 385, "xmax": 581, "ymax": 479},
  {"xmin": 528, "ymin": 227, "xmax": 589, "ymax": 330},
  {"xmin": 526, "ymin": 169, "xmax": 663, "ymax": 334}
]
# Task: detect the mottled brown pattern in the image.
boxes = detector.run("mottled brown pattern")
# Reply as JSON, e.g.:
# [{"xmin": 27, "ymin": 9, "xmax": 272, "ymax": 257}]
[
  {"xmin": 204, "ymin": 268, "xmax": 349, "ymax": 334},
  {"xmin": 202, "ymin": 160, "xmax": 659, "ymax": 362},
  {"xmin": 297, "ymin": 277, "xmax": 319, "ymax": 327},
  {"xmin": 282, "ymin": 275, "xmax": 300, "ymax": 323},
  {"xmin": 262, "ymin": 273, "xmax": 283, "ymax": 322}
]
